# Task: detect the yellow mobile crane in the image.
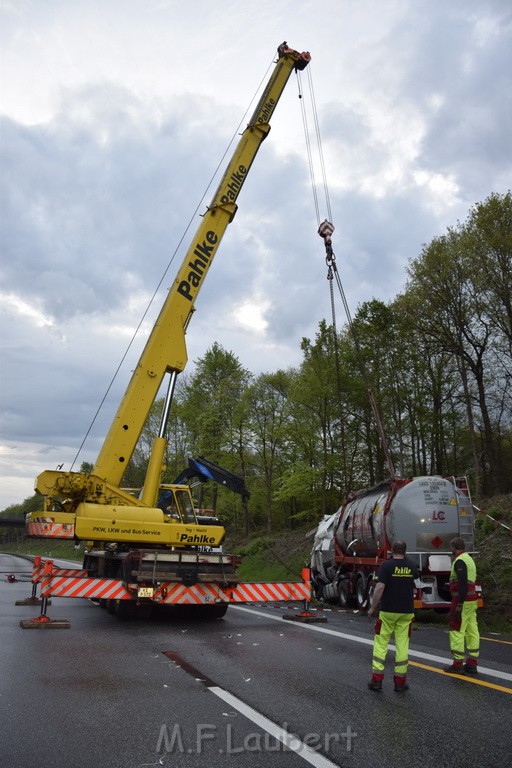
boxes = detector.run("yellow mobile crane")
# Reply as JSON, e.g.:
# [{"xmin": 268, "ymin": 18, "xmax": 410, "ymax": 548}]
[{"xmin": 24, "ymin": 43, "xmax": 311, "ymax": 620}]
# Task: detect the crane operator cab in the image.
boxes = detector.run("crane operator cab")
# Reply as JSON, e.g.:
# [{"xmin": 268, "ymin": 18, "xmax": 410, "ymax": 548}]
[{"xmin": 157, "ymin": 485, "xmax": 220, "ymax": 527}]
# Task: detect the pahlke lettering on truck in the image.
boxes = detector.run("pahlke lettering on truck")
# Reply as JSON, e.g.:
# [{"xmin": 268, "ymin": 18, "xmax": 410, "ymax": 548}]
[{"xmin": 179, "ymin": 533, "xmax": 216, "ymax": 544}]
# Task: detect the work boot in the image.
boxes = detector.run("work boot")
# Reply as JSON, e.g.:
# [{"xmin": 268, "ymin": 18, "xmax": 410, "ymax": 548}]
[
  {"xmin": 367, "ymin": 674, "xmax": 383, "ymax": 691},
  {"xmin": 393, "ymin": 675, "xmax": 409, "ymax": 692},
  {"xmin": 443, "ymin": 663, "xmax": 464, "ymax": 674},
  {"xmin": 463, "ymin": 662, "xmax": 478, "ymax": 675}
]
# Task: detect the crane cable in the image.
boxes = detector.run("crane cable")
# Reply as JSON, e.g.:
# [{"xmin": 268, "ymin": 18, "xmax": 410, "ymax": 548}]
[
  {"xmin": 296, "ymin": 67, "xmax": 348, "ymax": 467},
  {"xmin": 297, "ymin": 68, "xmax": 396, "ymax": 479},
  {"xmin": 297, "ymin": 66, "xmax": 333, "ymax": 226}
]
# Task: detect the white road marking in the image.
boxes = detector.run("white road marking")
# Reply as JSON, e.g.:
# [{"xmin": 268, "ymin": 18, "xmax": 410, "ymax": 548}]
[
  {"xmin": 209, "ymin": 686, "xmax": 344, "ymax": 767},
  {"xmin": 232, "ymin": 605, "xmax": 512, "ymax": 683}
]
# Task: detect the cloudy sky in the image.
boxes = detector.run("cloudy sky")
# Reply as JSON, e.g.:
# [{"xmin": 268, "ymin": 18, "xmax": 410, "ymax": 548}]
[{"xmin": 1, "ymin": 0, "xmax": 511, "ymax": 509}]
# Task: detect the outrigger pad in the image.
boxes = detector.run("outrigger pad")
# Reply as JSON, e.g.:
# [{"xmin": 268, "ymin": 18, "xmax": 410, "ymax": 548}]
[
  {"xmin": 20, "ymin": 617, "xmax": 71, "ymax": 629},
  {"xmin": 15, "ymin": 598, "xmax": 50, "ymax": 606},
  {"xmin": 282, "ymin": 611, "xmax": 327, "ymax": 623}
]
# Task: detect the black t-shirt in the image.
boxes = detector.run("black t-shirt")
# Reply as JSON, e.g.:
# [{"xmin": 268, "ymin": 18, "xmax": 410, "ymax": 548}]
[
  {"xmin": 376, "ymin": 556, "xmax": 420, "ymax": 613},
  {"xmin": 454, "ymin": 558, "xmax": 469, "ymax": 602}
]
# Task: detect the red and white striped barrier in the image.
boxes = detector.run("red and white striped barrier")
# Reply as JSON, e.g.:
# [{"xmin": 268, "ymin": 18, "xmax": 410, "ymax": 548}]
[
  {"xmin": 40, "ymin": 575, "xmax": 131, "ymax": 601},
  {"xmin": 35, "ymin": 556, "xmax": 311, "ymax": 605},
  {"xmin": 155, "ymin": 581, "xmax": 311, "ymax": 605},
  {"xmin": 26, "ymin": 520, "xmax": 74, "ymax": 539},
  {"xmin": 38, "ymin": 575, "xmax": 310, "ymax": 604}
]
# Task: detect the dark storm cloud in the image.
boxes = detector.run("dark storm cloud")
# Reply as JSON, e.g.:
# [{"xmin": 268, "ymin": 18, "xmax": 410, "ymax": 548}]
[
  {"xmin": 1, "ymin": 85, "xmax": 233, "ymax": 323},
  {"xmin": 401, "ymin": 5, "xmax": 512, "ymax": 190}
]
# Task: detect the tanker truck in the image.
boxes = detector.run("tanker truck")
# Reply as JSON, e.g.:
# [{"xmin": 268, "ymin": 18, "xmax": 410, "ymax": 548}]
[{"xmin": 310, "ymin": 475, "xmax": 482, "ymax": 611}]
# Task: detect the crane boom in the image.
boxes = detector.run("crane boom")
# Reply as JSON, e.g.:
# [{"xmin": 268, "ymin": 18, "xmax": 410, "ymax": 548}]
[
  {"xmin": 29, "ymin": 43, "xmax": 310, "ymax": 550},
  {"xmin": 92, "ymin": 42, "xmax": 310, "ymax": 487}
]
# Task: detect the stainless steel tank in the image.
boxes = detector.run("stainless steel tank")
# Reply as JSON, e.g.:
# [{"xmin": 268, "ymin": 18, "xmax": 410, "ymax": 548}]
[{"xmin": 335, "ymin": 475, "xmax": 472, "ymax": 556}]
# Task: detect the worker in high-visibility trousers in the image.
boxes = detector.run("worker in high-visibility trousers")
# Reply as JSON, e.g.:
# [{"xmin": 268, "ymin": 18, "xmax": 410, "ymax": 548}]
[
  {"xmin": 367, "ymin": 540, "xmax": 419, "ymax": 692},
  {"xmin": 444, "ymin": 536, "xmax": 480, "ymax": 675}
]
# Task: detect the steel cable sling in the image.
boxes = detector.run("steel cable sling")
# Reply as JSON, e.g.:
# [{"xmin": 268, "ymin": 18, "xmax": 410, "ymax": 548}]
[{"xmin": 297, "ymin": 67, "xmax": 395, "ymax": 478}]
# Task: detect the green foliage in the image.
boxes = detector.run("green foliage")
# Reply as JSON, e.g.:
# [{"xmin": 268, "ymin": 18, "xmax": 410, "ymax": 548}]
[
  {"xmin": 1, "ymin": 494, "xmax": 41, "ymax": 519},
  {"xmin": 180, "ymin": 342, "xmax": 250, "ymax": 456},
  {"xmin": 274, "ymin": 462, "xmax": 319, "ymax": 503},
  {"xmin": 475, "ymin": 515, "xmax": 498, "ymax": 537},
  {"xmin": 473, "ymin": 495, "xmax": 512, "ymax": 627},
  {"xmin": 232, "ymin": 530, "xmax": 311, "ymax": 582},
  {"xmin": 403, "ymin": 191, "xmax": 512, "ymax": 494},
  {"xmin": 0, "ymin": 538, "xmax": 83, "ymax": 561}
]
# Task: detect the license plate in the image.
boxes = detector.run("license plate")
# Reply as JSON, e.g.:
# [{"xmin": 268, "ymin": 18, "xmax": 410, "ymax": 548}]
[{"xmin": 138, "ymin": 587, "xmax": 154, "ymax": 598}]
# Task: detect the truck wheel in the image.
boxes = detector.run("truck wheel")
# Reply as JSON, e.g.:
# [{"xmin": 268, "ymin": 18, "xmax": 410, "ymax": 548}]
[
  {"xmin": 106, "ymin": 599, "xmax": 117, "ymax": 614},
  {"xmin": 107, "ymin": 599, "xmax": 135, "ymax": 620},
  {"xmin": 191, "ymin": 604, "xmax": 229, "ymax": 620},
  {"xmin": 134, "ymin": 603, "xmax": 153, "ymax": 620},
  {"xmin": 355, "ymin": 573, "xmax": 368, "ymax": 609},
  {"xmin": 115, "ymin": 600, "xmax": 136, "ymax": 620},
  {"xmin": 203, "ymin": 604, "xmax": 228, "ymax": 619},
  {"xmin": 337, "ymin": 581, "xmax": 349, "ymax": 608},
  {"xmin": 173, "ymin": 604, "xmax": 229, "ymax": 620},
  {"xmin": 366, "ymin": 578, "xmax": 375, "ymax": 609}
]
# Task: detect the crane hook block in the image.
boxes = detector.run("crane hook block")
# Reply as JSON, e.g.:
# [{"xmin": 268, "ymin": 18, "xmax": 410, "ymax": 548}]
[{"xmin": 318, "ymin": 220, "xmax": 335, "ymax": 244}]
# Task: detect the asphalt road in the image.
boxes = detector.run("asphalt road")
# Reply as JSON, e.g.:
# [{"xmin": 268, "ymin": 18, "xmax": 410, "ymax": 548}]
[{"xmin": 1, "ymin": 553, "xmax": 511, "ymax": 768}]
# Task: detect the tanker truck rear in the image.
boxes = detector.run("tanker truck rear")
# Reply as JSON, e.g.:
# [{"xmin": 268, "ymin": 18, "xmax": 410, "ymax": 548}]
[{"xmin": 310, "ymin": 475, "xmax": 482, "ymax": 611}]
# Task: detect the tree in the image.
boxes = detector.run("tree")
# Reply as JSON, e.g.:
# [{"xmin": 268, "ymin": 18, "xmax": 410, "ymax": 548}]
[
  {"xmin": 180, "ymin": 343, "xmax": 250, "ymax": 514},
  {"xmin": 246, "ymin": 371, "xmax": 292, "ymax": 532},
  {"xmin": 466, "ymin": 192, "xmax": 512, "ymax": 352},
  {"xmin": 391, "ymin": 298, "xmax": 468, "ymax": 477},
  {"xmin": 292, "ymin": 321, "xmax": 347, "ymax": 513},
  {"xmin": 404, "ymin": 194, "xmax": 512, "ymax": 494}
]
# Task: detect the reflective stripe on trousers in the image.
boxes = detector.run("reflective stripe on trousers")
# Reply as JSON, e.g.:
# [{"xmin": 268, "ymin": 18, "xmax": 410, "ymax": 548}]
[
  {"xmin": 371, "ymin": 611, "xmax": 414, "ymax": 676},
  {"xmin": 450, "ymin": 601, "xmax": 480, "ymax": 661}
]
